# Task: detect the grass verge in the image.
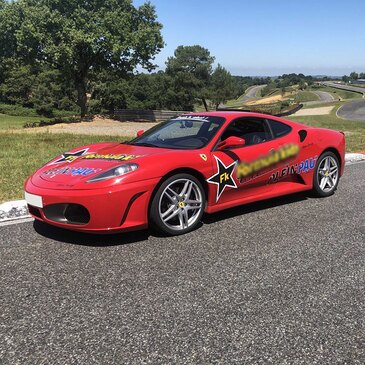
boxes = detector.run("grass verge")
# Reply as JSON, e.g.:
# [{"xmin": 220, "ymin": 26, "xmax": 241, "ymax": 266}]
[
  {"xmin": 0, "ymin": 132, "xmax": 130, "ymax": 202},
  {"xmin": 293, "ymin": 91, "xmax": 319, "ymax": 102},
  {"xmin": 0, "ymin": 113, "xmax": 50, "ymax": 129},
  {"xmin": 1, "ymin": 106, "xmax": 364, "ymax": 203},
  {"xmin": 310, "ymin": 86, "xmax": 361, "ymax": 100},
  {"xmin": 289, "ymin": 104, "xmax": 365, "ymax": 152}
]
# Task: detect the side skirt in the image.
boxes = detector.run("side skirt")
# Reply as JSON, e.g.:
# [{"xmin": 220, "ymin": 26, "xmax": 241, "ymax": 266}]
[{"xmin": 206, "ymin": 182, "xmax": 311, "ymax": 214}]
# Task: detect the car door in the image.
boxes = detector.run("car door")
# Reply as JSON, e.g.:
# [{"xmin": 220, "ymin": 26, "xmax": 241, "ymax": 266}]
[{"xmin": 207, "ymin": 117, "xmax": 299, "ymax": 205}]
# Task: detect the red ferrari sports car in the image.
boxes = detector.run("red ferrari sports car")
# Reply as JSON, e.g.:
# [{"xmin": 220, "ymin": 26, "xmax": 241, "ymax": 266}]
[{"xmin": 24, "ymin": 111, "xmax": 345, "ymax": 235}]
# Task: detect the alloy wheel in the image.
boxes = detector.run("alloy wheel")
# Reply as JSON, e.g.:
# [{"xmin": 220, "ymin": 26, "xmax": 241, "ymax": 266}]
[
  {"xmin": 317, "ymin": 156, "xmax": 339, "ymax": 193},
  {"xmin": 158, "ymin": 178, "xmax": 203, "ymax": 231}
]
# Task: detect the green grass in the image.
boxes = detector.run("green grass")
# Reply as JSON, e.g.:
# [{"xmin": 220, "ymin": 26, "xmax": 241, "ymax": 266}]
[
  {"xmin": 0, "ymin": 132, "xmax": 130, "ymax": 202},
  {"xmin": 0, "ymin": 113, "xmax": 50, "ymax": 129},
  {"xmin": 310, "ymin": 86, "xmax": 361, "ymax": 100},
  {"xmin": 1, "ymin": 103, "xmax": 364, "ymax": 202},
  {"xmin": 293, "ymin": 91, "xmax": 319, "ymax": 102},
  {"xmin": 289, "ymin": 103, "xmax": 365, "ymax": 152},
  {"xmin": 348, "ymin": 83, "xmax": 365, "ymax": 88},
  {"xmin": 301, "ymin": 101, "xmax": 339, "ymax": 109}
]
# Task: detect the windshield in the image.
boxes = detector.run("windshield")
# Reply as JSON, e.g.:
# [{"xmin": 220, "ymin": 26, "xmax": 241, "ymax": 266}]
[{"xmin": 127, "ymin": 116, "xmax": 225, "ymax": 149}]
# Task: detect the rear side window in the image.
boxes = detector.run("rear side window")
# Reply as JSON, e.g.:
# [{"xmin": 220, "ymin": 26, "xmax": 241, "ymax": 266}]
[{"xmin": 268, "ymin": 119, "xmax": 292, "ymax": 138}]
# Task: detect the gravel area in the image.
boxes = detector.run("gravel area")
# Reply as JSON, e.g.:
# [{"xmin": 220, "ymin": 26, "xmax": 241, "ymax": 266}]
[
  {"xmin": 293, "ymin": 106, "xmax": 334, "ymax": 116},
  {"xmin": 23, "ymin": 117, "xmax": 159, "ymax": 137}
]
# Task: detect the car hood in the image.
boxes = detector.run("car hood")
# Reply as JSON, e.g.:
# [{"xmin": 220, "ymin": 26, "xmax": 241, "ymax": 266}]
[{"xmin": 31, "ymin": 142, "xmax": 175, "ymax": 189}]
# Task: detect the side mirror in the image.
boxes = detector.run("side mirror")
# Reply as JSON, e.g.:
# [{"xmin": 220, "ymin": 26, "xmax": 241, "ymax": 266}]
[
  {"xmin": 217, "ymin": 136, "xmax": 245, "ymax": 150},
  {"xmin": 137, "ymin": 130, "xmax": 145, "ymax": 137}
]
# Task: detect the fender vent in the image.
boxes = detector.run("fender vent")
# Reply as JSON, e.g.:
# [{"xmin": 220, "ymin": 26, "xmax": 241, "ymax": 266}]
[{"xmin": 298, "ymin": 130, "xmax": 307, "ymax": 142}]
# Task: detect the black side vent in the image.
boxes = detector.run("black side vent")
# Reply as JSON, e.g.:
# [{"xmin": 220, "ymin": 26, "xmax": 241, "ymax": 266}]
[{"xmin": 298, "ymin": 130, "xmax": 307, "ymax": 142}]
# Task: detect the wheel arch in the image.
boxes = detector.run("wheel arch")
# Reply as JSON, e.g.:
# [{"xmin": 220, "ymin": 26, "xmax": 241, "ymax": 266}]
[
  {"xmin": 320, "ymin": 147, "xmax": 342, "ymax": 170},
  {"xmin": 148, "ymin": 168, "xmax": 209, "ymax": 215}
]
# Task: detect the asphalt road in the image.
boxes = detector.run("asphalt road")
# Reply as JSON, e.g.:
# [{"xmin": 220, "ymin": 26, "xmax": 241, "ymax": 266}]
[
  {"xmin": 1, "ymin": 163, "xmax": 365, "ymax": 364},
  {"xmin": 313, "ymin": 90, "xmax": 335, "ymax": 102},
  {"xmin": 323, "ymin": 81, "xmax": 365, "ymax": 95},
  {"xmin": 240, "ymin": 85, "xmax": 266, "ymax": 102},
  {"xmin": 337, "ymin": 99, "xmax": 365, "ymax": 121}
]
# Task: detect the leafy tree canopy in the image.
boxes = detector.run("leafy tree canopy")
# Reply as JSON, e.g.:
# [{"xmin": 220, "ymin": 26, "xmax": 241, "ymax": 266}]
[
  {"xmin": 166, "ymin": 45, "xmax": 215, "ymax": 110},
  {"xmin": 0, "ymin": 0, "xmax": 164, "ymax": 116}
]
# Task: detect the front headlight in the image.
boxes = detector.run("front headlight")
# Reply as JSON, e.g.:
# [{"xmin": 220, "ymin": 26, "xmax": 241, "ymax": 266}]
[{"xmin": 87, "ymin": 163, "xmax": 139, "ymax": 183}]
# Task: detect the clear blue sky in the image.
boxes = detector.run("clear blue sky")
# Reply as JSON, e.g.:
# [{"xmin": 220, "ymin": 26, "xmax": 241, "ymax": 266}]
[{"xmin": 133, "ymin": 0, "xmax": 365, "ymax": 76}]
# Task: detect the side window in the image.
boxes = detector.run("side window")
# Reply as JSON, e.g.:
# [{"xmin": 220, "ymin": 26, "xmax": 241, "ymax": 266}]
[
  {"xmin": 220, "ymin": 118, "xmax": 272, "ymax": 146},
  {"xmin": 268, "ymin": 119, "xmax": 292, "ymax": 138}
]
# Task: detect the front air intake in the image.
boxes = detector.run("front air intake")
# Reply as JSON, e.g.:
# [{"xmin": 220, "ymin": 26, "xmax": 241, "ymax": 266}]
[
  {"xmin": 64, "ymin": 204, "xmax": 90, "ymax": 224},
  {"xmin": 43, "ymin": 203, "xmax": 90, "ymax": 225}
]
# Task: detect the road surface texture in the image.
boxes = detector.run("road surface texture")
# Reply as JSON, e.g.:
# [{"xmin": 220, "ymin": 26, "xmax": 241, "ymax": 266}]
[
  {"xmin": 313, "ymin": 90, "xmax": 335, "ymax": 102},
  {"xmin": 337, "ymin": 99, "xmax": 365, "ymax": 121},
  {"xmin": 1, "ymin": 162, "xmax": 365, "ymax": 364},
  {"xmin": 239, "ymin": 85, "xmax": 266, "ymax": 102},
  {"xmin": 323, "ymin": 81, "xmax": 365, "ymax": 95}
]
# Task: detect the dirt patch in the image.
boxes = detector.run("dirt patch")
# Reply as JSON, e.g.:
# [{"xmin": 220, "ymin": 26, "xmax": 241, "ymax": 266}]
[
  {"xmin": 293, "ymin": 106, "xmax": 334, "ymax": 116},
  {"xmin": 246, "ymin": 91, "xmax": 295, "ymax": 106},
  {"xmin": 20, "ymin": 116, "xmax": 159, "ymax": 137}
]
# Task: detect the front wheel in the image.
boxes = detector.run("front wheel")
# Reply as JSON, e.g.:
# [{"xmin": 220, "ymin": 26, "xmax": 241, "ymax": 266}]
[
  {"xmin": 312, "ymin": 151, "xmax": 340, "ymax": 197},
  {"xmin": 149, "ymin": 174, "xmax": 205, "ymax": 235}
]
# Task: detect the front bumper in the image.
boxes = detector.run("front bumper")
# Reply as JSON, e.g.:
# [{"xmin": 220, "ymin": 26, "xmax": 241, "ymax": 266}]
[{"xmin": 24, "ymin": 177, "xmax": 160, "ymax": 233}]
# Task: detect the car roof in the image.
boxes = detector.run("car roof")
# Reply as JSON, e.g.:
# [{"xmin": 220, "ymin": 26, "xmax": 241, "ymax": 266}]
[{"xmin": 180, "ymin": 111, "xmax": 300, "ymax": 126}]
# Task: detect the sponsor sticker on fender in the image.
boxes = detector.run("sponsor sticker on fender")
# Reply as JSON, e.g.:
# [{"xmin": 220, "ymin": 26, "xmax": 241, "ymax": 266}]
[
  {"xmin": 42, "ymin": 167, "xmax": 101, "ymax": 177},
  {"xmin": 268, "ymin": 156, "xmax": 318, "ymax": 183},
  {"xmin": 49, "ymin": 148, "xmax": 89, "ymax": 165},
  {"xmin": 207, "ymin": 156, "xmax": 237, "ymax": 202},
  {"xmin": 236, "ymin": 144, "xmax": 299, "ymax": 181},
  {"xmin": 207, "ymin": 144, "xmax": 300, "ymax": 202},
  {"xmin": 82, "ymin": 153, "xmax": 143, "ymax": 161}
]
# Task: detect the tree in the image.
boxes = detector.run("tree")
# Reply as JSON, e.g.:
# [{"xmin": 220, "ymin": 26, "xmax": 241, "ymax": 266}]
[
  {"xmin": 0, "ymin": 0, "xmax": 164, "ymax": 117},
  {"xmin": 298, "ymin": 80, "xmax": 306, "ymax": 90},
  {"xmin": 0, "ymin": 62, "xmax": 35, "ymax": 106},
  {"xmin": 350, "ymin": 72, "xmax": 359, "ymax": 80},
  {"xmin": 30, "ymin": 69, "xmax": 77, "ymax": 116},
  {"xmin": 166, "ymin": 45, "xmax": 215, "ymax": 111},
  {"xmin": 342, "ymin": 75, "xmax": 350, "ymax": 83},
  {"xmin": 209, "ymin": 64, "xmax": 233, "ymax": 109}
]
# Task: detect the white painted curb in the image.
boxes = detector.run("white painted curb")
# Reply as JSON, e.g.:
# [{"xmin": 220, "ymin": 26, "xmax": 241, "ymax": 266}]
[
  {"xmin": 0, "ymin": 199, "xmax": 30, "ymax": 222},
  {"xmin": 1, "ymin": 152, "xmax": 365, "ymax": 223},
  {"xmin": 345, "ymin": 153, "xmax": 365, "ymax": 164}
]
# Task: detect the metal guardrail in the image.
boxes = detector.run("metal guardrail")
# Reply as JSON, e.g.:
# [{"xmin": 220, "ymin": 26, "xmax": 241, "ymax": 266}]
[{"xmin": 113, "ymin": 109, "xmax": 191, "ymax": 122}]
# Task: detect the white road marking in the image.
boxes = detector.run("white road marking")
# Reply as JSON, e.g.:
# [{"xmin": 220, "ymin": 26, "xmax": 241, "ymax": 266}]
[{"xmin": 0, "ymin": 217, "xmax": 34, "ymax": 227}]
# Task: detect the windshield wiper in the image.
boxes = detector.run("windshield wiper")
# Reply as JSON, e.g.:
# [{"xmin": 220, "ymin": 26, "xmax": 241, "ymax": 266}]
[{"xmin": 130, "ymin": 142, "xmax": 161, "ymax": 148}]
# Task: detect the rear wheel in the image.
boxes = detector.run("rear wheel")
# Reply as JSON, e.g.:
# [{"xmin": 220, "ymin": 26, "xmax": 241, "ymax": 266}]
[
  {"xmin": 149, "ymin": 174, "xmax": 205, "ymax": 235},
  {"xmin": 312, "ymin": 151, "xmax": 340, "ymax": 197}
]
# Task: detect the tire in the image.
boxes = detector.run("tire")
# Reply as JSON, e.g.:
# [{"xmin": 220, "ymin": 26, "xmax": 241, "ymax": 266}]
[
  {"xmin": 149, "ymin": 173, "xmax": 205, "ymax": 236},
  {"xmin": 312, "ymin": 151, "xmax": 340, "ymax": 197}
]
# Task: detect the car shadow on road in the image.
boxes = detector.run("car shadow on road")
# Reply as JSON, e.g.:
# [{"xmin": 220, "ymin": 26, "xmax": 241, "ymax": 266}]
[
  {"xmin": 203, "ymin": 191, "xmax": 309, "ymax": 225},
  {"xmin": 33, "ymin": 220, "xmax": 151, "ymax": 247},
  {"xmin": 33, "ymin": 191, "xmax": 310, "ymax": 246}
]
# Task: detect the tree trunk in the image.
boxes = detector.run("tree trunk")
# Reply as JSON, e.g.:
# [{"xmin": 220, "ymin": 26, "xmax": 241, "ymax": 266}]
[
  {"xmin": 202, "ymin": 97, "xmax": 209, "ymax": 111},
  {"xmin": 76, "ymin": 77, "xmax": 87, "ymax": 118}
]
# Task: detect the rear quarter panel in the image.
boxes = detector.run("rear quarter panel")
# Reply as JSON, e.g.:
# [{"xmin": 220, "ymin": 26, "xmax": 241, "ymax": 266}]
[{"xmin": 309, "ymin": 128, "xmax": 345, "ymax": 175}]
